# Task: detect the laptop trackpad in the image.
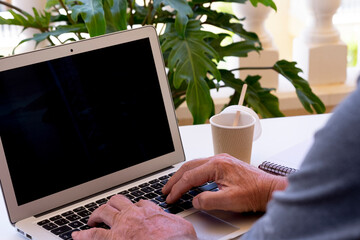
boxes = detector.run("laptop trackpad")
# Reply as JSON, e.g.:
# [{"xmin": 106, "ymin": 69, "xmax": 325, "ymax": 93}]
[{"xmin": 184, "ymin": 211, "xmax": 239, "ymax": 240}]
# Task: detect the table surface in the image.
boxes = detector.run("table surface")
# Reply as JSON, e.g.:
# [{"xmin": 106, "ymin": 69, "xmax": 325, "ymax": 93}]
[{"xmin": 0, "ymin": 113, "xmax": 331, "ymax": 240}]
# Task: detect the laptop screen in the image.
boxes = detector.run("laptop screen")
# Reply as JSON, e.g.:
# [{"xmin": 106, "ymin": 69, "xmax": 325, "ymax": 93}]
[{"xmin": 0, "ymin": 37, "xmax": 175, "ymax": 206}]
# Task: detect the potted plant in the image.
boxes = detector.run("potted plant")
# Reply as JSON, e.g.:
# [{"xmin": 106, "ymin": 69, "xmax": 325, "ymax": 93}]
[{"xmin": 0, "ymin": 0, "xmax": 325, "ymax": 124}]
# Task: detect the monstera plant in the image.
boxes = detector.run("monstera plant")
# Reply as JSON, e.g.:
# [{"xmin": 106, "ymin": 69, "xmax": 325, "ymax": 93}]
[{"xmin": 0, "ymin": 0, "xmax": 325, "ymax": 124}]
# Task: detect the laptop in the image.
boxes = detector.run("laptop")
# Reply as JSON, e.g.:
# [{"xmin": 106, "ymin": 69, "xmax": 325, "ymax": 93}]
[{"xmin": 0, "ymin": 26, "xmax": 257, "ymax": 240}]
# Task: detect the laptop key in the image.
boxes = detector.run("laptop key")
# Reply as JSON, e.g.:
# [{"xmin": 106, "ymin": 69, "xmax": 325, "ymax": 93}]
[
  {"xmin": 37, "ymin": 219, "xmax": 50, "ymax": 226},
  {"xmin": 155, "ymin": 195, "xmax": 166, "ymax": 202},
  {"xmin": 144, "ymin": 192, "xmax": 158, "ymax": 199},
  {"xmin": 49, "ymin": 215, "xmax": 62, "ymax": 221},
  {"xmin": 77, "ymin": 210, "xmax": 92, "ymax": 218},
  {"xmin": 180, "ymin": 194, "xmax": 193, "ymax": 201},
  {"xmin": 69, "ymin": 221, "xmax": 84, "ymax": 228},
  {"xmin": 125, "ymin": 194, "xmax": 134, "ymax": 200},
  {"xmin": 139, "ymin": 183, "xmax": 150, "ymax": 188},
  {"xmin": 179, "ymin": 201, "xmax": 193, "ymax": 210},
  {"xmin": 80, "ymin": 217, "xmax": 89, "ymax": 224},
  {"xmin": 119, "ymin": 190, "xmax": 129, "ymax": 195},
  {"xmin": 42, "ymin": 222, "xmax": 58, "ymax": 231},
  {"xmin": 131, "ymin": 190, "xmax": 145, "ymax": 197},
  {"xmin": 158, "ymin": 175, "xmax": 169, "ymax": 180},
  {"xmin": 59, "ymin": 229, "xmax": 80, "ymax": 240},
  {"xmin": 188, "ymin": 189, "xmax": 201, "ymax": 197},
  {"xmin": 95, "ymin": 198, "xmax": 108, "ymax": 205},
  {"xmin": 51, "ymin": 225, "xmax": 72, "ymax": 235},
  {"xmin": 132, "ymin": 196, "xmax": 147, "ymax": 203},
  {"xmin": 88, "ymin": 206, "xmax": 98, "ymax": 212},
  {"xmin": 107, "ymin": 194, "xmax": 115, "ymax": 199},
  {"xmin": 73, "ymin": 206, "xmax": 86, "ymax": 212},
  {"xmin": 61, "ymin": 211, "xmax": 75, "ymax": 217},
  {"xmin": 149, "ymin": 179, "xmax": 160, "ymax": 184},
  {"xmin": 166, "ymin": 206, "xmax": 183, "ymax": 214},
  {"xmin": 84, "ymin": 202, "xmax": 97, "ymax": 208},
  {"xmin": 128, "ymin": 186, "xmax": 139, "ymax": 192},
  {"xmin": 66, "ymin": 214, "xmax": 81, "ymax": 222},
  {"xmin": 151, "ymin": 183, "xmax": 163, "ymax": 189},
  {"xmin": 141, "ymin": 186, "xmax": 154, "ymax": 193},
  {"xmin": 198, "ymin": 182, "xmax": 218, "ymax": 192},
  {"xmin": 54, "ymin": 218, "xmax": 70, "ymax": 226},
  {"xmin": 80, "ymin": 225, "xmax": 91, "ymax": 230}
]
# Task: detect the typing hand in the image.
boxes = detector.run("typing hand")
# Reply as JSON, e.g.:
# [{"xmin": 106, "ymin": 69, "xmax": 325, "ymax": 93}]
[
  {"xmin": 162, "ymin": 154, "xmax": 287, "ymax": 213},
  {"xmin": 72, "ymin": 195, "xmax": 196, "ymax": 240}
]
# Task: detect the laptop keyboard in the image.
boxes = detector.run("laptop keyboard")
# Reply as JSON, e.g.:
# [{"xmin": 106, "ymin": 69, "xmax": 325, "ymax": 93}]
[{"xmin": 36, "ymin": 172, "xmax": 219, "ymax": 240}]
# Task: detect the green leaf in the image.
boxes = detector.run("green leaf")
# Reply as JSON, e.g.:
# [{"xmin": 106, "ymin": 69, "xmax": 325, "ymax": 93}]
[
  {"xmin": 211, "ymin": 35, "xmax": 260, "ymax": 60},
  {"xmin": 103, "ymin": 0, "xmax": 127, "ymax": 32},
  {"xmin": 154, "ymin": 0, "xmax": 193, "ymax": 38},
  {"xmin": 45, "ymin": 0, "xmax": 77, "ymax": 9},
  {"xmin": 249, "ymin": 0, "xmax": 277, "ymax": 11},
  {"xmin": 273, "ymin": 60, "xmax": 326, "ymax": 114},
  {"xmin": 192, "ymin": 0, "xmax": 246, "ymax": 4},
  {"xmin": 198, "ymin": 7, "xmax": 261, "ymax": 46},
  {"xmin": 0, "ymin": 9, "xmax": 51, "ymax": 30},
  {"xmin": 13, "ymin": 24, "xmax": 87, "ymax": 52},
  {"xmin": 161, "ymin": 20, "xmax": 220, "ymax": 124},
  {"xmin": 220, "ymin": 69, "xmax": 284, "ymax": 118},
  {"xmin": 71, "ymin": 0, "xmax": 106, "ymax": 37}
]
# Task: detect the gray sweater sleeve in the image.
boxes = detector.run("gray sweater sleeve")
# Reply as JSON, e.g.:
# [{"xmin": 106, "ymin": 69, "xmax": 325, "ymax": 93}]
[{"xmin": 242, "ymin": 84, "xmax": 360, "ymax": 240}]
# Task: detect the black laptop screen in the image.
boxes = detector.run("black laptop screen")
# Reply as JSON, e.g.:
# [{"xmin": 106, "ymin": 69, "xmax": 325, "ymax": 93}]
[{"xmin": 0, "ymin": 38, "xmax": 175, "ymax": 205}]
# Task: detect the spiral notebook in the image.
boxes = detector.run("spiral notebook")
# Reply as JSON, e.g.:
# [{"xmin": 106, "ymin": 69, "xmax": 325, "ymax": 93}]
[{"xmin": 258, "ymin": 139, "xmax": 314, "ymax": 176}]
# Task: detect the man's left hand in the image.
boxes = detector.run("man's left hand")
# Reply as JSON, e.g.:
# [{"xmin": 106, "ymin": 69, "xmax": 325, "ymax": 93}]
[{"xmin": 72, "ymin": 195, "xmax": 197, "ymax": 240}]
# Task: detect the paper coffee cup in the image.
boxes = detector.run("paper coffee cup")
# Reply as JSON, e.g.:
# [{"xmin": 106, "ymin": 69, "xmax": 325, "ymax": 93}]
[{"xmin": 210, "ymin": 106, "xmax": 261, "ymax": 163}]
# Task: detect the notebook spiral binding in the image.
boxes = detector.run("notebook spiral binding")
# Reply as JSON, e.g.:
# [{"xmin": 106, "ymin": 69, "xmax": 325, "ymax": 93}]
[{"xmin": 258, "ymin": 161, "xmax": 297, "ymax": 176}]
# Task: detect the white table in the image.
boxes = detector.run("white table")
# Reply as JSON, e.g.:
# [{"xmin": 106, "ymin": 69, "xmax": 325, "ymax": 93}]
[{"xmin": 0, "ymin": 114, "xmax": 330, "ymax": 239}]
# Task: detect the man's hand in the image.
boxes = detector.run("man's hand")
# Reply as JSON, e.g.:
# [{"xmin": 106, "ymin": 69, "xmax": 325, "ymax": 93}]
[
  {"xmin": 162, "ymin": 154, "xmax": 288, "ymax": 212},
  {"xmin": 72, "ymin": 195, "xmax": 197, "ymax": 240}
]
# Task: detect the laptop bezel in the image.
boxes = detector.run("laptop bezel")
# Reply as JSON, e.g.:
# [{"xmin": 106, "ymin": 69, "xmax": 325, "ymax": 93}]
[{"xmin": 0, "ymin": 26, "xmax": 185, "ymax": 224}]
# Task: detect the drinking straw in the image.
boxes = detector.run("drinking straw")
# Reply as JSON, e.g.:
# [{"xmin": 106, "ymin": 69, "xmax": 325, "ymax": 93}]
[{"xmin": 232, "ymin": 84, "xmax": 248, "ymax": 126}]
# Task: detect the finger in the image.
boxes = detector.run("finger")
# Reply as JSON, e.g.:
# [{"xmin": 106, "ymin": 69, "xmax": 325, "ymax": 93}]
[
  {"xmin": 88, "ymin": 204, "xmax": 123, "ymax": 227},
  {"xmin": 108, "ymin": 194, "xmax": 134, "ymax": 212},
  {"xmin": 135, "ymin": 199, "xmax": 163, "ymax": 211},
  {"xmin": 166, "ymin": 162, "xmax": 216, "ymax": 204},
  {"xmin": 192, "ymin": 190, "xmax": 233, "ymax": 211},
  {"xmin": 162, "ymin": 158, "xmax": 209, "ymax": 195},
  {"xmin": 72, "ymin": 228, "xmax": 110, "ymax": 240}
]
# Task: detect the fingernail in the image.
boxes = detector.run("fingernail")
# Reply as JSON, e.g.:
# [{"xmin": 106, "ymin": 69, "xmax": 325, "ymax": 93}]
[
  {"xmin": 166, "ymin": 193, "xmax": 172, "ymax": 203},
  {"xmin": 193, "ymin": 197, "xmax": 200, "ymax": 209},
  {"xmin": 72, "ymin": 231, "xmax": 79, "ymax": 238}
]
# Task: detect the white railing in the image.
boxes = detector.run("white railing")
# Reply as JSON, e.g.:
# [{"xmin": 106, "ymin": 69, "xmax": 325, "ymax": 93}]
[{"xmin": 234, "ymin": 0, "xmax": 352, "ymax": 86}]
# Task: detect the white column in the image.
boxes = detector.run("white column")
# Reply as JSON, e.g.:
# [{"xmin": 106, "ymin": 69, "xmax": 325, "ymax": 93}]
[
  {"xmin": 233, "ymin": 1, "xmax": 279, "ymax": 88},
  {"xmin": 11, "ymin": 0, "xmax": 48, "ymax": 53},
  {"xmin": 293, "ymin": 0, "xmax": 347, "ymax": 85}
]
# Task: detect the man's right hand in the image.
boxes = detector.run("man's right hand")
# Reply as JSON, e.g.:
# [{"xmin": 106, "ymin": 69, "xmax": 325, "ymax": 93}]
[{"xmin": 162, "ymin": 154, "xmax": 288, "ymax": 213}]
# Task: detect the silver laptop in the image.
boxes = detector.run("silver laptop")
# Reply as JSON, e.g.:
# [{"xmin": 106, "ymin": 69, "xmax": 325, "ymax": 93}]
[{"xmin": 0, "ymin": 26, "xmax": 256, "ymax": 240}]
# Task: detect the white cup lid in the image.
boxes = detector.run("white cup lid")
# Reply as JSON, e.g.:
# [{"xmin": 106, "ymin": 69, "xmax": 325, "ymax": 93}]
[{"xmin": 220, "ymin": 105, "xmax": 262, "ymax": 141}]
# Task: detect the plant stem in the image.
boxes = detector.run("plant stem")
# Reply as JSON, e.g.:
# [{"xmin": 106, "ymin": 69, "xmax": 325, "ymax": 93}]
[
  {"xmin": 230, "ymin": 66, "xmax": 274, "ymax": 72},
  {"xmin": 58, "ymin": 0, "xmax": 76, "ymax": 25},
  {"xmin": 0, "ymin": 1, "xmax": 29, "ymax": 15},
  {"xmin": 57, "ymin": 0, "xmax": 84, "ymax": 40},
  {"xmin": 128, "ymin": 0, "xmax": 134, "ymax": 28},
  {"xmin": 142, "ymin": 2, "xmax": 153, "ymax": 25}
]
